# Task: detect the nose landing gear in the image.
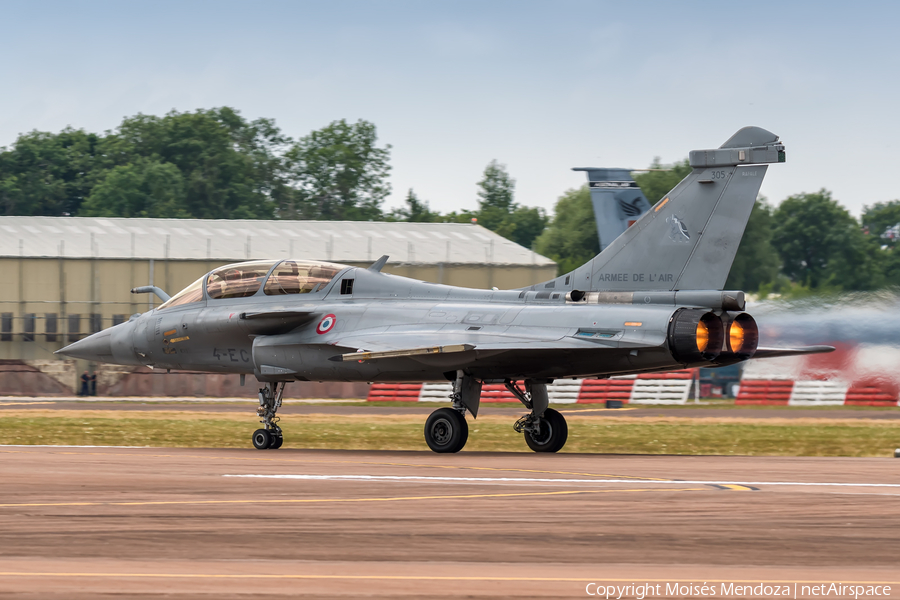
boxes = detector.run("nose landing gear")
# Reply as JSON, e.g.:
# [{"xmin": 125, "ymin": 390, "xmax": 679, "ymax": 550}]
[{"xmin": 253, "ymin": 381, "xmax": 285, "ymax": 449}]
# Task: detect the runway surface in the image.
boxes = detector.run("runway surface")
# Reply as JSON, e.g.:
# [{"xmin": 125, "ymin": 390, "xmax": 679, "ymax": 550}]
[
  {"xmin": 1, "ymin": 447, "xmax": 899, "ymax": 598},
  {"xmin": 3, "ymin": 398, "xmax": 900, "ymax": 420}
]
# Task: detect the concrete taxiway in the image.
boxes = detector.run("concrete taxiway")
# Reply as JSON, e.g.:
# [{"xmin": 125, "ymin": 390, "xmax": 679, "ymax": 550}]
[{"xmin": 1, "ymin": 447, "xmax": 899, "ymax": 598}]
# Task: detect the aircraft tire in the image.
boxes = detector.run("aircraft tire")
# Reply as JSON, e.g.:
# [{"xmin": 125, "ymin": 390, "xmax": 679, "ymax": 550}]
[
  {"xmin": 524, "ymin": 408, "xmax": 568, "ymax": 453},
  {"xmin": 252, "ymin": 428, "xmax": 272, "ymax": 450},
  {"xmin": 269, "ymin": 434, "xmax": 284, "ymax": 449},
  {"xmin": 424, "ymin": 408, "xmax": 468, "ymax": 453}
]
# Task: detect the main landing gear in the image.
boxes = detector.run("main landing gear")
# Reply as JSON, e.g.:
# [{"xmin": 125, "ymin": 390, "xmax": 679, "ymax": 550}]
[
  {"xmin": 424, "ymin": 373, "xmax": 478, "ymax": 453},
  {"xmin": 424, "ymin": 408, "xmax": 468, "ymax": 453},
  {"xmin": 507, "ymin": 380, "xmax": 568, "ymax": 453},
  {"xmin": 253, "ymin": 381, "xmax": 285, "ymax": 450},
  {"xmin": 423, "ymin": 373, "xmax": 568, "ymax": 453}
]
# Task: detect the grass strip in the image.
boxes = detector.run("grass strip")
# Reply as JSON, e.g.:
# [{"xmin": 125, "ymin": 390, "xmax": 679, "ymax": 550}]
[{"xmin": 1, "ymin": 411, "xmax": 899, "ymax": 457}]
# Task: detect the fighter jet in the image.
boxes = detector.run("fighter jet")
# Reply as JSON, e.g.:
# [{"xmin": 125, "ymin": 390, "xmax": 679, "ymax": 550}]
[{"xmin": 57, "ymin": 127, "xmax": 832, "ymax": 453}]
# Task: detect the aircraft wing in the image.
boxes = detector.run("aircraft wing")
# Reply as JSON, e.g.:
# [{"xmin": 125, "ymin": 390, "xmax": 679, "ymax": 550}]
[
  {"xmin": 328, "ymin": 330, "xmax": 835, "ymax": 364},
  {"xmin": 750, "ymin": 345, "xmax": 835, "ymax": 359}
]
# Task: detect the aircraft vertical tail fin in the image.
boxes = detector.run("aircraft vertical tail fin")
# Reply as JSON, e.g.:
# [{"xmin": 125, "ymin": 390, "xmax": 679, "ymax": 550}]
[
  {"xmin": 531, "ymin": 127, "xmax": 785, "ymax": 293},
  {"xmin": 571, "ymin": 168, "xmax": 652, "ymax": 251}
]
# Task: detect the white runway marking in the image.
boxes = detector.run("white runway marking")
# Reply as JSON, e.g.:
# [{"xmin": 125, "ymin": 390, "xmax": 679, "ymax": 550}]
[
  {"xmin": 224, "ymin": 474, "xmax": 900, "ymax": 488},
  {"xmin": 0, "ymin": 444, "xmax": 149, "ymax": 449}
]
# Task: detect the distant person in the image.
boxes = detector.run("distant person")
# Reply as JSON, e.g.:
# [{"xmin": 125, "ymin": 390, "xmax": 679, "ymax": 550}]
[
  {"xmin": 90, "ymin": 371, "xmax": 97, "ymax": 396},
  {"xmin": 79, "ymin": 371, "xmax": 89, "ymax": 396}
]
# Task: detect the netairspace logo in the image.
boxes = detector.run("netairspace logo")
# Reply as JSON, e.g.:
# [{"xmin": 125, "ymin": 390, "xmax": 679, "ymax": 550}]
[{"xmin": 584, "ymin": 582, "xmax": 893, "ymax": 599}]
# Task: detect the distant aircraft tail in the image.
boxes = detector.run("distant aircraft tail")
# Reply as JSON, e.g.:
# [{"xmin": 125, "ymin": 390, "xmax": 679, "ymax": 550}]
[
  {"xmin": 572, "ymin": 168, "xmax": 652, "ymax": 251},
  {"xmin": 530, "ymin": 126, "xmax": 785, "ymax": 293}
]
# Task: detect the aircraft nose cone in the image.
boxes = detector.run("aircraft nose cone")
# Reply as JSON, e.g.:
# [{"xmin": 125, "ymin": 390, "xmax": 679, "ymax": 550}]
[{"xmin": 56, "ymin": 329, "xmax": 114, "ymax": 362}]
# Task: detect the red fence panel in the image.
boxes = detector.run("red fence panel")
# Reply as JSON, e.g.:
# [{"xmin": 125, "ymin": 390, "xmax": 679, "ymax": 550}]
[
  {"xmin": 736, "ymin": 380, "xmax": 793, "ymax": 405},
  {"xmin": 367, "ymin": 383, "xmax": 423, "ymax": 402}
]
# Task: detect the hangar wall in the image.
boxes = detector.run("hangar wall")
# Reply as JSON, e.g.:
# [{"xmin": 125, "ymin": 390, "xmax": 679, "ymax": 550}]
[{"xmin": 0, "ymin": 217, "xmax": 558, "ymax": 394}]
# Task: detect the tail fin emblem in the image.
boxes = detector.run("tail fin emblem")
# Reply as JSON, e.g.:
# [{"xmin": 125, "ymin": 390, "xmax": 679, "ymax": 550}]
[{"xmin": 667, "ymin": 215, "xmax": 691, "ymax": 243}]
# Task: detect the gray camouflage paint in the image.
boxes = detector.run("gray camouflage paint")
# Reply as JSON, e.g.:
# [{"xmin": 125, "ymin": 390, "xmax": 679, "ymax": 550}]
[{"xmin": 59, "ymin": 127, "xmax": 820, "ymax": 390}]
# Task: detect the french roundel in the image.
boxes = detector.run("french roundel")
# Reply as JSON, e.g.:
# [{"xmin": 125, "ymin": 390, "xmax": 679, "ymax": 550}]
[{"xmin": 316, "ymin": 314, "xmax": 337, "ymax": 334}]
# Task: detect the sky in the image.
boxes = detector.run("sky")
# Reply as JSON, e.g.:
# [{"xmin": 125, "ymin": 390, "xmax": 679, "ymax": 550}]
[{"xmin": 2, "ymin": 0, "xmax": 899, "ymax": 218}]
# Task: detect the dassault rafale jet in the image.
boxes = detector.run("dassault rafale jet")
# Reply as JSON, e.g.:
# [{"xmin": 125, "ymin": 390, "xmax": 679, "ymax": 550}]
[{"xmin": 57, "ymin": 127, "xmax": 832, "ymax": 453}]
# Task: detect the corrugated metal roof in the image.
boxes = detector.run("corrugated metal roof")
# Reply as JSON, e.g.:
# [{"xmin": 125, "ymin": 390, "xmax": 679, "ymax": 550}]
[{"xmin": 0, "ymin": 216, "xmax": 555, "ymax": 266}]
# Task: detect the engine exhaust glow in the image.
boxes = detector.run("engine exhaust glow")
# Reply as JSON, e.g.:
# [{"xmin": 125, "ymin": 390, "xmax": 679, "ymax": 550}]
[
  {"xmin": 697, "ymin": 320, "xmax": 709, "ymax": 352},
  {"xmin": 729, "ymin": 320, "xmax": 745, "ymax": 353}
]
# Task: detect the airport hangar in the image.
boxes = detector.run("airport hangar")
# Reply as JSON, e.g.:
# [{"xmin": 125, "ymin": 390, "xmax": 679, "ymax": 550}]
[{"xmin": 0, "ymin": 216, "xmax": 556, "ymax": 396}]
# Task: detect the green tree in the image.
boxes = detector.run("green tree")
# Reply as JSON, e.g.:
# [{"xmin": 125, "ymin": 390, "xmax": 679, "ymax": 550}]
[
  {"xmin": 474, "ymin": 160, "xmax": 547, "ymax": 249},
  {"xmin": 433, "ymin": 210, "xmax": 478, "ymax": 224},
  {"xmin": 724, "ymin": 199, "xmax": 782, "ymax": 292},
  {"xmin": 285, "ymin": 119, "xmax": 391, "ymax": 220},
  {"xmin": 111, "ymin": 107, "xmax": 287, "ymax": 219},
  {"xmin": 882, "ymin": 247, "xmax": 900, "ymax": 285},
  {"xmin": 0, "ymin": 128, "xmax": 104, "ymax": 216},
  {"xmin": 501, "ymin": 206, "xmax": 548, "ymax": 249},
  {"xmin": 79, "ymin": 158, "xmax": 189, "ymax": 218},
  {"xmin": 862, "ymin": 200, "xmax": 900, "ymax": 245},
  {"xmin": 534, "ymin": 186, "xmax": 599, "ymax": 274},
  {"xmin": 632, "ymin": 158, "xmax": 692, "ymax": 205},
  {"xmin": 772, "ymin": 189, "xmax": 883, "ymax": 291},
  {"xmin": 823, "ymin": 228, "xmax": 886, "ymax": 291},
  {"xmin": 476, "ymin": 159, "xmax": 516, "ymax": 228},
  {"xmin": 389, "ymin": 189, "xmax": 440, "ymax": 222}
]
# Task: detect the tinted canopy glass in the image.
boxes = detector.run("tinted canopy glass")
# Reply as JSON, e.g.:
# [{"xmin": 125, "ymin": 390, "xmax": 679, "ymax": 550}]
[
  {"xmin": 264, "ymin": 260, "xmax": 345, "ymax": 295},
  {"xmin": 158, "ymin": 276, "xmax": 205, "ymax": 310},
  {"xmin": 207, "ymin": 260, "xmax": 279, "ymax": 299}
]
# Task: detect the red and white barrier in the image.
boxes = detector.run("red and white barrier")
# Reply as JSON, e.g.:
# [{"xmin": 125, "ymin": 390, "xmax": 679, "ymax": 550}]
[
  {"xmin": 737, "ymin": 343, "xmax": 899, "ymax": 407},
  {"xmin": 367, "ymin": 370, "xmax": 696, "ymax": 405},
  {"xmin": 366, "ymin": 343, "xmax": 900, "ymax": 408}
]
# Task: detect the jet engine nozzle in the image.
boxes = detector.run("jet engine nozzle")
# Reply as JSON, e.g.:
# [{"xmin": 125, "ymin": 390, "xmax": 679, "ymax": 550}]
[
  {"xmin": 669, "ymin": 308, "xmax": 724, "ymax": 364},
  {"xmin": 724, "ymin": 312, "xmax": 759, "ymax": 358},
  {"xmin": 707, "ymin": 312, "xmax": 760, "ymax": 366}
]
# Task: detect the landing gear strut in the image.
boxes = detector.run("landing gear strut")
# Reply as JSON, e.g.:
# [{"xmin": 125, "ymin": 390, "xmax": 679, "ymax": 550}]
[
  {"xmin": 252, "ymin": 381, "xmax": 285, "ymax": 450},
  {"xmin": 508, "ymin": 380, "xmax": 568, "ymax": 453},
  {"xmin": 423, "ymin": 371, "xmax": 479, "ymax": 453},
  {"xmin": 421, "ymin": 374, "xmax": 568, "ymax": 453}
]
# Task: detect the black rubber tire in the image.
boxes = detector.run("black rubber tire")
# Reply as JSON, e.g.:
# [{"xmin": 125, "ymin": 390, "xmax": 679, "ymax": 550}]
[
  {"xmin": 252, "ymin": 428, "xmax": 272, "ymax": 450},
  {"xmin": 269, "ymin": 434, "xmax": 284, "ymax": 449},
  {"xmin": 524, "ymin": 408, "xmax": 568, "ymax": 453},
  {"xmin": 424, "ymin": 408, "xmax": 469, "ymax": 453}
]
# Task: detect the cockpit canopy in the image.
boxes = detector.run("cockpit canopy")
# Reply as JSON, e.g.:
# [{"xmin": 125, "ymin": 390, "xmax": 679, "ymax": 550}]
[
  {"xmin": 263, "ymin": 260, "xmax": 345, "ymax": 295},
  {"xmin": 207, "ymin": 260, "xmax": 279, "ymax": 299},
  {"xmin": 157, "ymin": 276, "xmax": 205, "ymax": 310},
  {"xmin": 157, "ymin": 259, "xmax": 348, "ymax": 310}
]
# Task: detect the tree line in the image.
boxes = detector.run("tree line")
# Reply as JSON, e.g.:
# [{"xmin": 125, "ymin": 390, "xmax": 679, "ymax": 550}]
[
  {"xmin": 1, "ymin": 107, "xmax": 898, "ymax": 295},
  {"xmin": 0, "ymin": 108, "xmax": 389, "ymax": 222},
  {"xmin": 0, "ymin": 107, "xmax": 547, "ymax": 248}
]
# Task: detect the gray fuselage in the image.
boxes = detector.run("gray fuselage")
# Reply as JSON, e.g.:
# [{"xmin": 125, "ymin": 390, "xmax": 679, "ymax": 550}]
[{"xmin": 95, "ymin": 265, "xmax": 687, "ymax": 383}]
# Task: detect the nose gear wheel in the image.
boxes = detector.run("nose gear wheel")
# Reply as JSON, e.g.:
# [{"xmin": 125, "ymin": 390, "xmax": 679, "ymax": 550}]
[
  {"xmin": 252, "ymin": 381, "xmax": 286, "ymax": 450},
  {"xmin": 252, "ymin": 428, "xmax": 272, "ymax": 450}
]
